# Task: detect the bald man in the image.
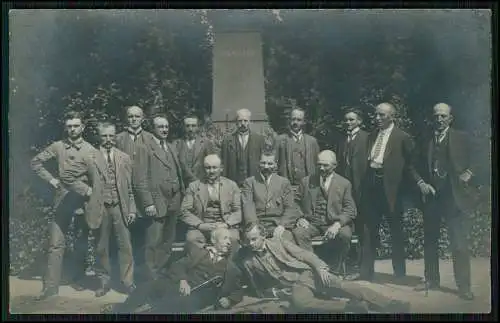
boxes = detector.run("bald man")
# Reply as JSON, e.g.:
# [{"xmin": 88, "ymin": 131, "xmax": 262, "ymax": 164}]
[
  {"xmin": 133, "ymin": 114, "xmax": 185, "ymax": 280},
  {"xmin": 354, "ymin": 103, "xmax": 421, "ymax": 282},
  {"xmin": 275, "ymin": 108, "xmax": 320, "ymax": 199},
  {"xmin": 292, "ymin": 150, "xmax": 356, "ymax": 274},
  {"xmin": 175, "ymin": 116, "xmax": 217, "ymax": 187},
  {"xmin": 412, "ymin": 103, "xmax": 478, "ymax": 300},
  {"xmin": 181, "ymin": 154, "xmax": 242, "ymax": 252},
  {"xmin": 220, "ymin": 109, "xmax": 267, "ymax": 187}
]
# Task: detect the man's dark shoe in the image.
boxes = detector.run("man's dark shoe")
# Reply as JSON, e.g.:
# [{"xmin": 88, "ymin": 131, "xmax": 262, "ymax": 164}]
[
  {"xmin": 459, "ymin": 290, "xmax": 474, "ymax": 301},
  {"xmin": 414, "ymin": 281, "xmax": 440, "ymax": 292},
  {"xmin": 70, "ymin": 275, "xmax": 87, "ymax": 291},
  {"xmin": 345, "ymin": 300, "xmax": 369, "ymax": 313},
  {"xmin": 35, "ymin": 287, "xmax": 59, "ymax": 301},
  {"xmin": 95, "ymin": 282, "xmax": 111, "ymax": 297},
  {"xmin": 381, "ymin": 300, "xmax": 411, "ymax": 313}
]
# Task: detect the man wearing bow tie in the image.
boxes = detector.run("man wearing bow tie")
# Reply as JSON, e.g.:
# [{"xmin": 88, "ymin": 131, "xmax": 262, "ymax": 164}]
[
  {"xmin": 292, "ymin": 150, "xmax": 356, "ymax": 274},
  {"xmin": 275, "ymin": 108, "xmax": 320, "ymax": 200},
  {"xmin": 116, "ymin": 105, "xmax": 152, "ymax": 273},
  {"xmin": 221, "ymin": 109, "xmax": 267, "ymax": 188},
  {"xmin": 181, "ymin": 154, "xmax": 241, "ymax": 253},
  {"xmin": 241, "ymin": 152, "xmax": 301, "ymax": 240},
  {"xmin": 175, "ymin": 115, "xmax": 217, "ymax": 187},
  {"xmin": 106, "ymin": 227, "xmax": 244, "ymax": 313},
  {"xmin": 355, "ymin": 103, "xmax": 421, "ymax": 282},
  {"xmin": 133, "ymin": 114, "xmax": 185, "ymax": 280},
  {"xmin": 31, "ymin": 111, "xmax": 95, "ymax": 299},
  {"xmin": 412, "ymin": 103, "xmax": 477, "ymax": 301},
  {"xmin": 239, "ymin": 223, "xmax": 410, "ymax": 313},
  {"xmin": 61, "ymin": 122, "xmax": 137, "ymax": 297}
]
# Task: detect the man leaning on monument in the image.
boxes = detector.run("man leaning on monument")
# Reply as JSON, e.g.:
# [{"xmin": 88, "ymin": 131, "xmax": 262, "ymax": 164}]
[
  {"xmin": 241, "ymin": 152, "xmax": 301, "ymax": 241},
  {"xmin": 180, "ymin": 154, "xmax": 242, "ymax": 253}
]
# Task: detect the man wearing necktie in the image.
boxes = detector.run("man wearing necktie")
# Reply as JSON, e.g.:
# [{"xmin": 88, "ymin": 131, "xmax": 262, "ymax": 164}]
[
  {"xmin": 275, "ymin": 108, "xmax": 320, "ymax": 201},
  {"xmin": 221, "ymin": 109, "xmax": 267, "ymax": 188},
  {"xmin": 133, "ymin": 114, "xmax": 185, "ymax": 280},
  {"xmin": 181, "ymin": 154, "xmax": 241, "ymax": 254},
  {"xmin": 175, "ymin": 115, "xmax": 217, "ymax": 187},
  {"xmin": 61, "ymin": 122, "xmax": 137, "ymax": 297},
  {"xmin": 241, "ymin": 152, "xmax": 300, "ymax": 240},
  {"xmin": 354, "ymin": 102, "xmax": 422, "ymax": 282},
  {"xmin": 292, "ymin": 150, "xmax": 356, "ymax": 274},
  {"xmin": 412, "ymin": 103, "xmax": 477, "ymax": 300},
  {"xmin": 116, "ymin": 105, "xmax": 153, "ymax": 273},
  {"xmin": 31, "ymin": 111, "xmax": 96, "ymax": 299}
]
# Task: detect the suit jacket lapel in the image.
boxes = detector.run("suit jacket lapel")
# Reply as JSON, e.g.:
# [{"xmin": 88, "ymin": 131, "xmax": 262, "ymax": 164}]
[
  {"xmin": 94, "ymin": 151, "xmax": 110, "ymax": 182},
  {"xmin": 193, "ymin": 137, "xmax": 204, "ymax": 160},
  {"xmin": 267, "ymin": 174, "xmax": 281, "ymax": 202},
  {"xmin": 303, "ymin": 135, "xmax": 309, "ymax": 174},
  {"xmin": 149, "ymin": 138, "xmax": 170, "ymax": 168},
  {"xmin": 428, "ymin": 137, "xmax": 434, "ymax": 174},
  {"xmin": 114, "ymin": 150, "xmax": 123, "ymax": 183},
  {"xmin": 167, "ymin": 142, "xmax": 183, "ymax": 183},
  {"xmin": 286, "ymin": 134, "xmax": 293, "ymax": 177},
  {"xmin": 308, "ymin": 176, "xmax": 319, "ymax": 213},
  {"xmin": 196, "ymin": 181, "xmax": 209, "ymax": 211},
  {"xmin": 383, "ymin": 128, "xmax": 396, "ymax": 160}
]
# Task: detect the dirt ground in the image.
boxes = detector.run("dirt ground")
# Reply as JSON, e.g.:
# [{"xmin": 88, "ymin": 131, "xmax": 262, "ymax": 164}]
[{"xmin": 8, "ymin": 258, "xmax": 491, "ymax": 314}]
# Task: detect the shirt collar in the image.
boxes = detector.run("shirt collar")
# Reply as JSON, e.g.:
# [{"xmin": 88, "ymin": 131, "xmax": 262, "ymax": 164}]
[
  {"xmin": 379, "ymin": 122, "xmax": 395, "ymax": 135},
  {"xmin": 239, "ymin": 131, "xmax": 249, "ymax": 138},
  {"xmin": 348, "ymin": 127, "xmax": 360, "ymax": 136},
  {"xmin": 64, "ymin": 137, "xmax": 84, "ymax": 150},
  {"xmin": 260, "ymin": 173, "xmax": 273, "ymax": 185},
  {"xmin": 128, "ymin": 127, "xmax": 143, "ymax": 136},
  {"xmin": 290, "ymin": 130, "xmax": 303, "ymax": 139},
  {"xmin": 435, "ymin": 126, "xmax": 450, "ymax": 137},
  {"xmin": 100, "ymin": 146, "xmax": 115, "ymax": 154},
  {"xmin": 153, "ymin": 136, "xmax": 166, "ymax": 146},
  {"xmin": 321, "ymin": 172, "xmax": 334, "ymax": 184}
]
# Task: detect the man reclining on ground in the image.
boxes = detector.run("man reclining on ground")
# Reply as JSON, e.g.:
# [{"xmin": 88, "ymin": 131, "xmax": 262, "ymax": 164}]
[{"xmin": 102, "ymin": 227, "xmax": 244, "ymax": 314}]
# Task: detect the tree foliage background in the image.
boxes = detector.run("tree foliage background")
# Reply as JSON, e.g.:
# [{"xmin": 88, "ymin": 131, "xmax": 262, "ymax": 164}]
[{"xmin": 9, "ymin": 9, "xmax": 491, "ymax": 275}]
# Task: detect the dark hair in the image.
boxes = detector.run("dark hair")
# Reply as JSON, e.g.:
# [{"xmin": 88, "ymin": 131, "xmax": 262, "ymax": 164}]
[
  {"xmin": 260, "ymin": 151, "xmax": 276, "ymax": 160},
  {"xmin": 290, "ymin": 107, "xmax": 306, "ymax": 118},
  {"xmin": 63, "ymin": 110, "xmax": 85, "ymax": 124},
  {"xmin": 183, "ymin": 115, "xmax": 200, "ymax": 124},
  {"xmin": 344, "ymin": 107, "xmax": 364, "ymax": 122},
  {"xmin": 151, "ymin": 113, "xmax": 169, "ymax": 123},
  {"xmin": 97, "ymin": 121, "xmax": 116, "ymax": 131}
]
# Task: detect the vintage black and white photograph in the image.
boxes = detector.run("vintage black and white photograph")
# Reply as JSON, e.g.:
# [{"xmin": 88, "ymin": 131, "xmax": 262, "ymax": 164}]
[{"xmin": 8, "ymin": 8, "xmax": 492, "ymax": 315}]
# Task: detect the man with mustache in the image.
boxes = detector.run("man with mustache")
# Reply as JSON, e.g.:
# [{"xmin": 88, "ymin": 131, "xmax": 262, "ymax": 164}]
[
  {"xmin": 292, "ymin": 150, "xmax": 356, "ymax": 275},
  {"xmin": 412, "ymin": 103, "xmax": 477, "ymax": 300},
  {"xmin": 241, "ymin": 152, "xmax": 300, "ymax": 240},
  {"xmin": 61, "ymin": 122, "xmax": 137, "ymax": 297},
  {"xmin": 181, "ymin": 154, "xmax": 241, "ymax": 251},
  {"xmin": 31, "ymin": 110, "xmax": 95, "ymax": 299},
  {"xmin": 356, "ymin": 102, "xmax": 422, "ymax": 282},
  {"xmin": 221, "ymin": 109, "xmax": 267, "ymax": 188},
  {"xmin": 275, "ymin": 108, "xmax": 320, "ymax": 200},
  {"xmin": 106, "ymin": 227, "xmax": 244, "ymax": 314},
  {"xmin": 239, "ymin": 223, "xmax": 410, "ymax": 313},
  {"xmin": 133, "ymin": 114, "xmax": 185, "ymax": 280},
  {"xmin": 175, "ymin": 115, "xmax": 217, "ymax": 187}
]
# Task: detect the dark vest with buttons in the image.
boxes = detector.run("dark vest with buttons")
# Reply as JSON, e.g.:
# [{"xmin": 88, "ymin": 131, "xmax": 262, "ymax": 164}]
[
  {"xmin": 160, "ymin": 144, "xmax": 181, "ymax": 196},
  {"xmin": 205, "ymin": 185, "xmax": 223, "ymax": 223},
  {"xmin": 431, "ymin": 133, "xmax": 451, "ymax": 192},
  {"xmin": 103, "ymin": 152, "xmax": 120, "ymax": 206},
  {"xmin": 344, "ymin": 137, "xmax": 356, "ymax": 182},
  {"xmin": 290, "ymin": 136, "xmax": 307, "ymax": 185},
  {"xmin": 236, "ymin": 137, "xmax": 250, "ymax": 185},
  {"xmin": 309, "ymin": 187, "xmax": 329, "ymax": 227},
  {"xmin": 184, "ymin": 141, "xmax": 196, "ymax": 170}
]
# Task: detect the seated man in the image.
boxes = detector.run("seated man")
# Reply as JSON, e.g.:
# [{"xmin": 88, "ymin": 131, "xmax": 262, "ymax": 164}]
[
  {"xmin": 241, "ymin": 152, "xmax": 301, "ymax": 240},
  {"xmin": 106, "ymin": 227, "xmax": 244, "ymax": 313},
  {"xmin": 239, "ymin": 223, "xmax": 410, "ymax": 314},
  {"xmin": 292, "ymin": 150, "xmax": 356, "ymax": 274},
  {"xmin": 181, "ymin": 154, "xmax": 241, "ymax": 251}
]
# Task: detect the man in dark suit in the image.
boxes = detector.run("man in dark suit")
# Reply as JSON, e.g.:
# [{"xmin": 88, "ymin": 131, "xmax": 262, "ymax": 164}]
[
  {"xmin": 61, "ymin": 122, "xmax": 137, "ymax": 297},
  {"xmin": 30, "ymin": 111, "xmax": 95, "ymax": 299},
  {"xmin": 355, "ymin": 102, "xmax": 422, "ymax": 282},
  {"xmin": 275, "ymin": 108, "xmax": 320, "ymax": 200},
  {"xmin": 221, "ymin": 109, "xmax": 267, "ymax": 188},
  {"xmin": 239, "ymin": 223, "xmax": 410, "ymax": 313},
  {"xmin": 175, "ymin": 116, "xmax": 217, "ymax": 187},
  {"xmin": 292, "ymin": 150, "xmax": 356, "ymax": 274},
  {"xmin": 106, "ymin": 227, "xmax": 244, "ymax": 314},
  {"xmin": 181, "ymin": 154, "xmax": 242, "ymax": 250},
  {"xmin": 115, "ymin": 105, "xmax": 152, "ymax": 272},
  {"xmin": 241, "ymin": 152, "xmax": 301, "ymax": 240},
  {"xmin": 133, "ymin": 114, "xmax": 185, "ymax": 280},
  {"xmin": 412, "ymin": 103, "xmax": 477, "ymax": 300}
]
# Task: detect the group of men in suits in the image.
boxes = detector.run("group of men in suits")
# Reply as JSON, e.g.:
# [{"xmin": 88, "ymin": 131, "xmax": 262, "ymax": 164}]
[{"xmin": 29, "ymin": 100, "xmax": 477, "ymax": 311}]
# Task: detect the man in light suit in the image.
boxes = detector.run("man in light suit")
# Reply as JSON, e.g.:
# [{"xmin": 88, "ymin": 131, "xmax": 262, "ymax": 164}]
[
  {"xmin": 239, "ymin": 223, "xmax": 410, "ymax": 313},
  {"xmin": 356, "ymin": 102, "xmax": 422, "ymax": 282},
  {"xmin": 181, "ymin": 154, "xmax": 241, "ymax": 252},
  {"xmin": 31, "ymin": 110, "xmax": 95, "ymax": 299},
  {"xmin": 413, "ymin": 103, "xmax": 478, "ymax": 300},
  {"xmin": 241, "ymin": 152, "xmax": 300, "ymax": 240},
  {"xmin": 275, "ymin": 108, "xmax": 320, "ymax": 199},
  {"xmin": 133, "ymin": 114, "xmax": 185, "ymax": 280},
  {"xmin": 292, "ymin": 150, "xmax": 356, "ymax": 274},
  {"xmin": 61, "ymin": 122, "xmax": 137, "ymax": 297},
  {"xmin": 115, "ymin": 105, "xmax": 152, "ymax": 271},
  {"xmin": 175, "ymin": 115, "xmax": 217, "ymax": 187},
  {"xmin": 221, "ymin": 109, "xmax": 267, "ymax": 188}
]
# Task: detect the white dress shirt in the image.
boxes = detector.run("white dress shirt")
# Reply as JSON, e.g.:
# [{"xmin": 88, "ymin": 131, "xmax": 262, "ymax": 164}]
[
  {"xmin": 369, "ymin": 122, "xmax": 395, "ymax": 167},
  {"xmin": 186, "ymin": 139, "xmax": 195, "ymax": 149},
  {"xmin": 128, "ymin": 127, "xmax": 143, "ymax": 141},
  {"xmin": 291, "ymin": 130, "xmax": 303, "ymax": 142},
  {"xmin": 320, "ymin": 172, "xmax": 334, "ymax": 192},
  {"xmin": 260, "ymin": 173, "xmax": 273, "ymax": 186},
  {"xmin": 347, "ymin": 127, "xmax": 360, "ymax": 142},
  {"xmin": 239, "ymin": 132, "xmax": 249, "ymax": 149},
  {"xmin": 153, "ymin": 136, "xmax": 168, "ymax": 151},
  {"xmin": 435, "ymin": 126, "xmax": 450, "ymax": 143},
  {"xmin": 100, "ymin": 147, "xmax": 115, "ymax": 163}
]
